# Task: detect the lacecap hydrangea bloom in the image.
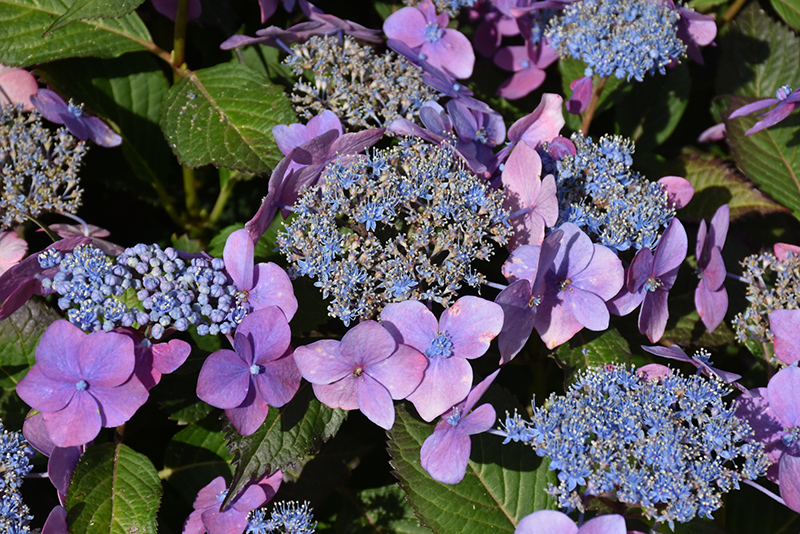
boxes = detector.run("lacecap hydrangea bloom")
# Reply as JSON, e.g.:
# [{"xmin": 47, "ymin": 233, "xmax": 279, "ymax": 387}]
[
  {"xmin": 0, "ymin": 420, "xmax": 34, "ymax": 534},
  {"xmin": 498, "ymin": 365, "xmax": 768, "ymax": 528},
  {"xmin": 278, "ymin": 141, "xmax": 511, "ymax": 325}
]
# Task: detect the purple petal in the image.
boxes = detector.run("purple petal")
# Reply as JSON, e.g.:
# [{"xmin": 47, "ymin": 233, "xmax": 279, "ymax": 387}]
[
  {"xmin": 780, "ymin": 453, "xmax": 800, "ymax": 513},
  {"xmin": 606, "ymin": 284, "xmax": 644, "ymax": 316},
  {"xmin": 627, "ymin": 247, "xmax": 654, "ymax": 292},
  {"xmin": 254, "ymin": 350, "xmax": 301, "ymax": 407},
  {"xmin": 679, "ymin": 7, "xmax": 716, "ymax": 46},
  {"xmin": 440, "ymin": 296, "xmax": 503, "ymax": 360},
  {"xmin": 421, "ymin": 29, "xmax": 475, "ymax": 79},
  {"xmin": 767, "ymin": 366, "xmax": 800, "ymax": 428},
  {"xmin": 152, "ymin": 0, "xmax": 201, "ymax": 21},
  {"xmin": 16, "ymin": 365, "xmax": 76, "ymax": 413},
  {"xmin": 23, "ymin": 413, "xmax": 56, "ymax": 456},
  {"xmin": 42, "ymin": 392, "xmax": 102, "ymax": 447},
  {"xmin": 578, "ymin": 514, "xmax": 627, "ymax": 534},
  {"xmin": 702, "ymin": 246, "xmax": 726, "ymax": 291},
  {"xmin": 366, "ymin": 344, "xmax": 427, "ymax": 400},
  {"xmin": 708, "ymin": 204, "xmax": 729, "ymax": 251},
  {"xmin": 636, "ymin": 363, "xmax": 673, "ymax": 381},
  {"xmin": 652, "ymin": 218, "xmax": 687, "ymax": 278},
  {"xmin": 356, "ymin": 373, "xmax": 395, "ymax": 429},
  {"xmin": 770, "ymin": 309, "xmax": 800, "ymax": 365},
  {"xmin": 224, "ymin": 229, "xmax": 254, "ymax": 291},
  {"xmin": 507, "ymin": 93, "xmax": 564, "ymax": 147},
  {"xmin": 457, "ymin": 403, "xmax": 496, "ymax": 435},
  {"xmin": 249, "ymin": 263, "xmax": 297, "ymax": 320},
  {"xmin": 747, "ymin": 102, "xmax": 796, "ymax": 135},
  {"xmin": 30, "ymin": 89, "xmax": 69, "ymax": 124},
  {"xmin": 235, "ymin": 307, "xmax": 291, "ymax": 365},
  {"xmin": 407, "ymin": 356, "xmax": 472, "ymax": 422},
  {"xmin": 89, "ymin": 377, "xmax": 148, "ymax": 427},
  {"xmin": 328, "ymin": 128, "xmax": 385, "ymax": 158},
  {"xmin": 49, "ymin": 446, "xmax": 82, "ymax": 496},
  {"xmin": 312, "ymin": 377, "xmax": 359, "ymax": 411},
  {"xmin": 728, "ymin": 98, "xmax": 780, "ymax": 119},
  {"xmin": 503, "ymin": 142, "xmax": 543, "ymax": 206},
  {"xmin": 567, "ymin": 76, "xmax": 592, "ymax": 114},
  {"xmin": 447, "ymin": 99, "xmax": 478, "ymax": 140},
  {"xmin": 639, "ymin": 289, "xmax": 670, "ymax": 342},
  {"xmin": 549, "ymin": 223, "xmax": 593, "ymax": 279},
  {"xmin": 35, "ymin": 320, "xmax": 85, "ymax": 382},
  {"xmin": 573, "ymin": 242, "xmax": 624, "ymax": 301},
  {"xmin": 380, "ymin": 300, "xmax": 439, "ymax": 354},
  {"xmin": 78, "ymin": 331, "xmax": 135, "ymax": 388},
  {"xmin": 495, "ymin": 281, "xmax": 537, "ymax": 363},
  {"xmin": 535, "ymin": 289, "xmax": 586, "ymax": 349},
  {"xmin": 695, "ymin": 279, "xmax": 728, "ymax": 332},
  {"xmin": 42, "ymin": 506, "xmax": 68, "ymax": 534},
  {"xmin": 306, "ymin": 110, "xmax": 343, "ymax": 139},
  {"xmin": 502, "ymin": 244, "xmax": 542, "ymax": 283},
  {"xmin": 202, "ymin": 504, "xmax": 250, "ymax": 534},
  {"xmin": 273, "ymin": 123, "xmax": 312, "ymax": 155},
  {"xmin": 658, "ymin": 176, "xmax": 695, "ymax": 208},
  {"xmin": 83, "ymin": 115, "xmax": 121, "ymax": 147},
  {"xmin": 734, "ymin": 388, "xmax": 784, "ymax": 453},
  {"xmin": 697, "ymin": 122, "xmax": 726, "ymax": 143},
  {"xmin": 151, "ymin": 339, "xmax": 191, "ymax": 375},
  {"xmin": 497, "ymin": 67, "xmax": 547, "ymax": 101},
  {"xmin": 196, "ymin": 349, "xmax": 250, "ymax": 409},
  {"xmin": 515, "ymin": 510, "xmax": 578, "ymax": 534},
  {"xmin": 341, "ymin": 321, "xmax": 397, "ymax": 368},
  {"xmin": 459, "ymin": 369, "xmax": 500, "ymax": 414},
  {"xmin": 641, "ymin": 344, "xmax": 691, "ymax": 363},
  {"xmin": 420, "ymin": 425, "xmax": 470, "ymax": 484},
  {"xmin": 774, "ymin": 242, "xmax": 800, "ymax": 260},
  {"xmin": 294, "ymin": 340, "xmax": 352, "ymax": 384},
  {"xmin": 382, "ymin": 6, "xmax": 428, "ymax": 48},
  {"xmin": 225, "ymin": 386, "xmax": 270, "ymax": 436},
  {"xmin": 567, "ymin": 287, "xmax": 610, "ymax": 331},
  {"xmin": 696, "ymin": 219, "xmax": 708, "ymax": 262}
]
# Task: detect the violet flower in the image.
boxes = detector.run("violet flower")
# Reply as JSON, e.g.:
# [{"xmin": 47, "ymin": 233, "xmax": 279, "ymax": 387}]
[
  {"xmin": 502, "ymin": 140, "xmax": 558, "ymax": 249},
  {"xmin": 30, "ymin": 89, "xmax": 122, "ymax": 147},
  {"xmin": 515, "ymin": 510, "xmax": 627, "ymax": 534},
  {"xmin": 697, "ymin": 123, "xmax": 726, "ymax": 143},
  {"xmin": 130, "ymin": 335, "xmax": 192, "ymax": 390},
  {"xmin": 447, "ymin": 99, "xmax": 505, "ymax": 174},
  {"xmin": 223, "ymin": 228, "xmax": 297, "ymax": 320},
  {"xmin": 770, "ymin": 310, "xmax": 800, "ymax": 365},
  {"xmin": 380, "ymin": 296, "xmax": 503, "ymax": 421},
  {"xmin": 0, "ymin": 230, "xmax": 26, "ymax": 276},
  {"xmin": 258, "ymin": 0, "xmax": 294, "ymax": 23},
  {"xmin": 42, "ymin": 505, "xmax": 68, "ymax": 534},
  {"xmin": 774, "ymin": 242, "xmax": 800, "ymax": 260},
  {"xmin": 420, "ymin": 369, "xmax": 499, "ymax": 484},
  {"xmin": 566, "ymin": 75, "xmax": 592, "ymax": 114},
  {"xmin": 497, "ymin": 93, "xmax": 565, "ymax": 165},
  {"xmin": 293, "ymin": 321, "xmax": 427, "ymax": 429},
  {"xmin": 608, "ymin": 218, "xmax": 687, "ymax": 342},
  {"xmin": 0, "ymin": 65, "xmax": 37, "ymax": 111},
  {"xmin": 46, "ymin": 222, "xmax": 124, "ymax": 256},
  {"xmin": 494, "ymin": 44, "xmax": 559, "ymax": 100},
  {"xmin": 729, "ymin": 85, "xmax": 800, "ymax": 136},
  {"xmin": 695, "ymin": 204, "xmax": 729, "ymax": 333},
  {"xmin": 23, "ymin": 412, "xmax": 83, "ymax": 506},
  {"xmin": 495, "ymin": 231, "xmax": 561, "ymax": 363},
  {"xmin": 196, "ymin": 307, "xmax": 301, "ymax": 436},
  {"xmin": 183, "ymin": 471, "xmax": 282, "ymax": 534},
  {"xmin": 534, "ymin": 223, "xmax": 624, "ymax": 349},
  {"xmin": 383, "ymin": 0, "xmax": 475, "ymax": 79},
  {"xmin": 657, "ymin": 175, "xmax": 695, "ymax": 209},
  {"xmin": 641, "ymin": 344, "xmax": 742, "ymax": 383},
  {"xmin": 16, "ymin": 320, "xmax": 149, "ymax": 447}
]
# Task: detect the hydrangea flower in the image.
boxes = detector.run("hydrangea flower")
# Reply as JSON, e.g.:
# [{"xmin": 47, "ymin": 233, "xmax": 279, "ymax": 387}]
[
  {"xmin": 30, "ymin": 89, "xmax": 121, "ymax": 147},
  {"xmin": 506, "ymin": 93, "xmax": 565, "ymax": 151},
  {"xmin": 293, "ymin": 321, "xmax": 426, "ymax": 429},
  {"xmin": 641, "ymin": 344, "xmax": 742, "ymax": 383},
  {"xmin": 695, "ymin": 204, "xmax": 729, "ymax": 333},
  {"xmin": 534, "ymin": 223, "xmax": 623, "ymax": 349},
  {"xmin": 515, "ymin": 510, "xmax": 627, "ymax": 534},
  {"xmin": 16, "ymin": 320, "xmax": 148, "ymax": 447},
  {"xmin": 494, "ymin": 44, "xmax": 559, "ymax": 100},
  {"xmin": 420, "ymin": 369, "xmax": 498, "ymax": 484},
  {"xmin": 728, "ymin": 85, "xmax": 800, "ymax": 136},
  {"xmin": 383, "ymin": 0, "xmax": 475, "ymax": 79},
  {"xmin": 381, "ymin": 296, "xmax": 503, "ymax": 421},
  {"xmin": 769, "ymin": 310, "xmax": 800, "ymax": 365},
  {"xmin": 566, "ymin": 76, "xmax": 592, "ymax": 114},
  {"xmin": 0, "ymin": 65, "xmax": 37, "ymax": 111},
  {"xmin": 183, "ymin": 472, "xmax": 283, "ymax": 534},
  {"xmin": 0, "ymin": 230, "xmax": 26, "ymax": 276},
  {"xmin": 131, "ymin": 336, "xmax": 192, "ymax": 391},
  {"xmin": 197, "ymin": 307, "xmax": 301, "ymax": 436},
  {"xmin": 246, "ymin": 500, "xmax": 316, "ymax": 534}
]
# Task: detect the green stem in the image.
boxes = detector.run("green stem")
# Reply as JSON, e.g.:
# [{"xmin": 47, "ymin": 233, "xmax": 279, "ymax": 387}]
[
  {"xmin": 721, "ymin": 0, "xmax": 747, "ymax": 24},
  {"xmin": 183, "ymin": 165, "xmax": 200, "ymax": 220},
  {"xmin": 171, "ymin": 0, "xmax": 190, "ymax": 82},
  {"xmin": 580, "ymin": 76, "xmax": 607, "ymax": 134},
  {"xmin": 25, "ymin": 215, "xmax": 60, "ymax": 242},
  {"xmin": 207, "ymin": 172, "xmax": 240, "ymax": 226}
]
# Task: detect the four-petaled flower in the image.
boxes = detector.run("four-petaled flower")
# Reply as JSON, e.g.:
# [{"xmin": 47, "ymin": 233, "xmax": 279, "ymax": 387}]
[
  {"xmin": 695, "ymin": 204, "xmax": 729, "ymax": 332},
  {"xmin": 515, "ymin": 510, "xmax": 627, "ymax": 534},
  {"xmin": 30, "ymin": 89, "xmax": 122, "ymax": 147},
  {"xmin": 17, "ymin": 320, "xmax": 148, "ymax": 447},
  {"xmin": 729, "ymin": 85, "xmax": 800, "ymax": 136},
  {"xmin": 293, "ymin": 321, "xmax": 427, "ymax": 429},
  {"xmin": 196, "ymin": 306, "xmax": 301, "ymax": 435}
]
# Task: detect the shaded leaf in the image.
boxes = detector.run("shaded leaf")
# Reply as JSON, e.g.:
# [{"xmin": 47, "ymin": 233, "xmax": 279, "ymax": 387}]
[
  {"xmin": 553, "ymin": 327, "xmax": 633, "ymax": 379},
  {"xmin": 772, "ymin": 0, "xmax": 800, "ymax": 31},
  {"xmin": 716, "ymin": 4, "xmax": 800, "ymax": 99},
  {"xmin": 661, "ymin": 305, "xmax": 738, "ymax": 349},
  {"xmin": 725, "ymin": 95, "xmax": 800, "ymax": 221},
  {"xmin": 0, "ymin": 299, "xmax": 60, "ymax": 428},
  {"xmin": 335, "ymin": 484, "xmax": 432, "ymax": 534},
  {"xmin": 160, "ymin": 63, "xmax": 295, "ymax": 174},
  {"xmin": 66, "ymin": 442, "xmax": 162, "ymax": 534},
  {"xmin": 724, "ymin": 478, "xmax": 800, "ymax": 534},
  {"xmin": 46, "ymin": 0, "xmax": 146, "ymax": 35},
  {"xmin": 387, "ymin": 402, "xmax": 556, "ymax": 534},
  {"xmin": 0, "ymin": 0, "xmax": 152, "ymax": 66},
  {"xmin": 162, "ymin": 416, "xmax": 233, "ymax": 505},
  {"xmin": 678, "ymin": 152, "xmax": 787, "ymax": 221},
  {"xmin": 223, "ymin": 383, "xmax": 347, "ymax": 507}
]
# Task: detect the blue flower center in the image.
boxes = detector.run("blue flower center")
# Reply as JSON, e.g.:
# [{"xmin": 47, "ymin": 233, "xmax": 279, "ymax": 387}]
[
  {"xmin": 644, "ymin": 277, "xmax": 662, "ymax": 292},
  {"xmin": 521, "ymin": 60, "xmax": 531, "ymax": 69},
  {"xmin": 249, "ymin": 364, "xmax": 261, "ymax": 375},
  {"xmin": 445, "ymin": 407, "xmax": 461, "ymax": 426},
  {"xmin": 76, "ymin": 379, "xmax": 89, "ymax": 391},
  {"xmin": 426, "ymin": 331, "xmax": 453, "ymax": 359},
  {"xmin": 781, "ymin": 427, "xmax": 800, "ymax": 447},
  {"xmin": 67, "ymin": 101, "xmax": 83, "ymax": 118},
  {"xmin": 216, "ymin": 489, "xmax": 228, "ymax": 503},
  {"xmin": 425, "ymin": 23, "xmax": 443, "ymax": 42},
  {"xmin": 777, "ymin": 85, "xmax": 793, "ymax": 100}
]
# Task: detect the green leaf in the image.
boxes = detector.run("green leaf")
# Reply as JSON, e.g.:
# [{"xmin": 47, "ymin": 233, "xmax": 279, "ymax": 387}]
[
  {"xmin": 559, "ymin": 58, "xmax": 629, "ymax": 133},
  {"xmin": 661, "ymin": 304, "xmax": 738, "ymax": 349},
  {"xmin": 171, "ymin": 233, "xmax": 203, "ymax": 254},
  {"xmin": 335, "ymin": 484, "xmax": 433, "ymax": 534},
  {"xmin": 162, "ymin": 416, "xmax": 233, "ymax": 505},
  {"xmin": 66, "ymin": 442, "xmax": 162, "ymax": 534},
  {"xmin": 223, "ymin": 383, "xmax": 347, "ymax": 507},
  {"xmin": 725, "ymin": 95, "xmax": 800, "ymax": 221},
  {"xmin": 160, "ymin": 63, "xmax": 295, "ymax": 174},
  {"xmin": 46, "ymin": 0, "xmax": 146, "ymax": 35},
  {"xmin": 716, "ymin": 4, "xmax": 800, "ymax": 99},
  {"xmin": 0, "ymin": 299, "xmax": 60, "ymax": 428},
  {"xmin": 37, "ymin": 55, "xmax": 176, "ymax": 192},
  {"xmin": 388, "ymin": 402, "xmax": 556, "ymax": 534},
  {"xmin": 0, "ymin": 0, "xmax": 152, "ymax": 66},
  {"xmin": 772, "ymin": 0, "xmax": 800, "ymax": 30},
  {"xmin": 616, "ymin": 62, "xmax": 690, "ymax": 151},
  {"xmin": 689, "ymin": 0, "xmax": 727, "ymax": 8},
  {"xmin": 553, "ymin": 327, "xmax": 633, "ymax": 379},
  {"xmin": 678, "ymin": 152, "xmax": 787, "ymax": 222}
]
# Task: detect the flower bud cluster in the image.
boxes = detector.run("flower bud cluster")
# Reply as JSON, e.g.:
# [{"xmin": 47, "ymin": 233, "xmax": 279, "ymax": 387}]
[
  {"xmin": 246, "ymin": 501, "xmax": 316, "ymax": 534},
  {"xmin": 39, "ymin": 243, "xmax": 248, "ymax": 339},
  {"xmin": 278, "ymin": 141, "xmax": 510, "ymax": 325},
  {"xmin": 0, "ymin": 420, "xmax": 33, "ymax": 533},
  {"xmin": 546, "ymin": 0, "xmax": 686, "ymax": 81},
  {"xmin": 547, "ymin": 132, "xmax": 674, "ymax": 252},
  {"xmin": 498, "ymin": 365, "xmax": 768, "ymax": 528},
  {"xmin": 285, "ymin": 35, "xmax": 437, "ymax": 130},
  {"xmin": 0, "ymin": 104, "xmax": 86, "ymax": 229}
]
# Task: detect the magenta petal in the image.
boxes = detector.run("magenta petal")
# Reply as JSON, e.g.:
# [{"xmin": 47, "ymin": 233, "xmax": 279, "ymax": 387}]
[
  {"xmin": 503, "ymin": 142, "xmax": 543, "ymax": 205},
  {"xmin": 0, "ymin": 69, "xmax": 37, "ymax": 111},
  {"xmin": 780, "ymin": 453, "xmax": 800, "ymax": 513},
  {"xmin": 578, "ymin": 514, "xmax": 627, "ymax": 534},
  {"xmin": 703, "ymin": 246, "xmax": 726, "ymax": 291},
  {"xmin": 383, "ymin": 6, "xmax": 428, "ymax": 48},
  {"xmin": 567, "ymin": 76, "xmax": 592, "ymax": 114},
  {"xmin": 196, "ymin": 350, "xmax": 250, "ymax": 409},
  {"xmin": 249, "ymin": 263, "xmax": 297, "ymax": 321},
  {"xmin": 407, "ymin": 356, "xmax": 472, "ymax": 422},
  {"xmin": 420, "ymin": 425, "xmax": 470, "ymax": 484},
  {"xmin": 89, "ymin": 377, "xmax": 148, "ymax": 427},
  {"xmin": 341, "ymin": 321, "xmax": 396, "ymax": 367},
  {"xmin": 202, "ymin": 505, "xmax": 249, "ymax": 534},
  {"xmin": 151, "ymin": 339, "xmax": 191, "ymax": 375},
  {"xmin": 36, "ymin": 320, "xmax": 85, "ymax": 381},
  {"xmin": 356, "ymin": 373, "xmax": 395, "ymax": 429},
  {"xmin": 380, "ymin": 301, "xmax": 439, "ymax": 354},
  {"xmin": 17, "ymin": 366, "xmax": 76, "ymax": 413},
  {"xmin": 770, "ymin": 309, "xmax": 800, "ymax": 365},
  {"xmin": 695, "ymin": 280, "xmax": 728, "ymax": 332},
  {"xmin": 507, "ymin": 93, "xmax": 564, "ymax": 147},
  {"xmin": 422, "ymin": 30, "xmax": 475, "ymax": 79},
  {"xmin": 515, "ymin": 510, "xmax": 578, "ymax": 534},
  {"xmin": 224, "ymin": 229, "xmax": 254, "ymax": 291},
  {"xmin": 254, "ymin": 351, "xmax": 301, "ymax": 407},
  {"xmin": 768, "ymin": 366, "xmax": 800, "ymax": 428},
  {"xmin": 658, "ymin": 176, "xmax": 695, "ymax": 209},
  {"xmin": 440, "ymin": 296, "xmax": 503, "ymax": 359},
  {"xmin": 312, "ymin": 377, "xmax": 359, "ymax": 411},
  {"xmin": 294, "ymin": 340, "xmax": 352, "ymax": 384},
  {"xmin": 78, "ymin": 331, "xmax": 135, "ymax": 387},
  {"xmin": 366, "ymin": 344, "xmax": 427, "ymax": 400},
  {"xmin": 225, "ymin": 386, "xmax": 270, "ymax": 436},
  {"xmin": 775, "ymin": 242, "xmax": 800, "ymax": 260},
  {"xmin": 457, "ymin": 403, "xmax": 496, "ymax": 435},
  {"xmin": 43, "ymin": 392, "xmax": 102, "ymax": 447},
  {"xmin": 708, "ymin": 204, "xmax": 729, "ymax": 250},
  {"xmin": 497, "ymin": 67, "xmax": 546, "ymax": 100}
]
